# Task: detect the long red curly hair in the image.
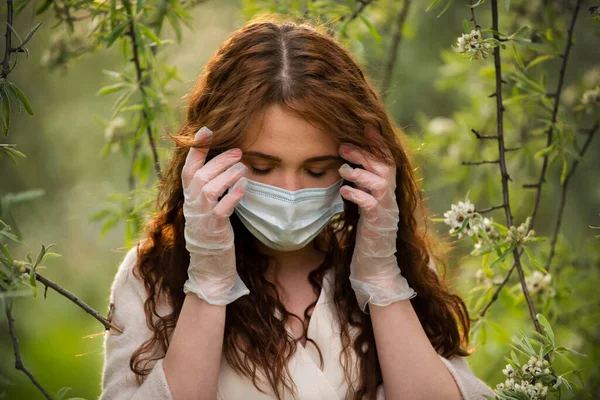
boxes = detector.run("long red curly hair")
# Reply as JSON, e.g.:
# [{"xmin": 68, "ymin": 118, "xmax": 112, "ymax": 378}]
[{"xmin": 128, "ymin": 13, "xmax": 473, "ymax": 400}]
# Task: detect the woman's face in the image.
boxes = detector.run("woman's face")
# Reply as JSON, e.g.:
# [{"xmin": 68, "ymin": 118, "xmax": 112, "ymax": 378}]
[{"xmin": 239, "ymin": 104, "xmax": 344, "ymax": 190}]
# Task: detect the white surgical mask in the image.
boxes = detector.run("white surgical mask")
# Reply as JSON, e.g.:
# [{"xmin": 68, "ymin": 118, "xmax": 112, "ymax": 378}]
[{"xmin": 229, "ymin": 178, "xmax": 345, "ymax": 251}]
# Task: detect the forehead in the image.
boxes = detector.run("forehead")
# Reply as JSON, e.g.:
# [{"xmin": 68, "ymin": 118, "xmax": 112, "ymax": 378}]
[{"xmin": 240, "ymin": 104, "xmax": 339, "ymax": 156}]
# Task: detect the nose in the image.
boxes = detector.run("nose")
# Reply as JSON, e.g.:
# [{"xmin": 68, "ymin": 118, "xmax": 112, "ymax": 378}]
[{"xmin": 278, "ymin": 172, "xmax": 302, "ymax": 191}]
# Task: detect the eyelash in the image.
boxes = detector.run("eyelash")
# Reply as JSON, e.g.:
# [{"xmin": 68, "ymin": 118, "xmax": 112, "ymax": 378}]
[{"xmin": 250, "ymin": 167, "xmax": 326, "ymax": 179}]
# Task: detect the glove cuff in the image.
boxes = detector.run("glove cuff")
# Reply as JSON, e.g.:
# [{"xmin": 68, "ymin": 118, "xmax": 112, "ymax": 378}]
[
  {"xmin": 183, "ymin": 274, "xmax": 250, "ymax": 306},
  {"xmin": 350, "ymin": 273, "xmax": 417, "ymax": 315}
]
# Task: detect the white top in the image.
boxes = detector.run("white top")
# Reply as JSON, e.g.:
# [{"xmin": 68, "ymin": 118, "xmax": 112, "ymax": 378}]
[{"xmin": 100, "ymin": 245, "xmax": 495, "ymax": 400}]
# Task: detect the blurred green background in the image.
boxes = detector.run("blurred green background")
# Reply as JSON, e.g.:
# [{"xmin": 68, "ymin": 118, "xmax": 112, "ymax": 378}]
[{"xmin": 1, "ymin": 0, "xmax": 599, "ymax": 399}]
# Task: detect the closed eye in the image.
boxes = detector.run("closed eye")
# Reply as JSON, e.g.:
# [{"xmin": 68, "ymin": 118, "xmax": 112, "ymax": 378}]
[{"xmin": 250, "ymin": 167, "xmax": 326, "ymax": 179}]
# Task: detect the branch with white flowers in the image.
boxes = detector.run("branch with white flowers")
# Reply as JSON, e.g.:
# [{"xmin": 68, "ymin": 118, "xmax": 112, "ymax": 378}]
[
  {"xmin": 479, "ymin": 0, "xmax": 586, "ymax": 318},
  {"xmin": 488, "ymin": 0, "xmax": 543, "ymax": 335}
]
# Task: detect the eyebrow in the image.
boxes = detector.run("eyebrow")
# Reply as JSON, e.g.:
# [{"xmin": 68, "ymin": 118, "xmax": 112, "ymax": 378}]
[{"xmin": 243, "ymin": 151, "xmax": 342, "ymax": 164}]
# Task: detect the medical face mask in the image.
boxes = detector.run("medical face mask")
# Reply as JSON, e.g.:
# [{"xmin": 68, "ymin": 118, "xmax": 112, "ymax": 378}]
[{"xmin": 228, "ymin": 178, "xmax": 345, "ymax": 252}]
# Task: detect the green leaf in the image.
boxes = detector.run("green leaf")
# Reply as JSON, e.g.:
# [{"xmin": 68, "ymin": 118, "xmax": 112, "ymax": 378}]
[
  {"xmin": 5, "ymin": 23, "xmax": 23, "ymax": 45},
  {"xmin": 41, "ymin": 252, "xmax": 61, "ymax": 262},
  {"xmin": 426, "ymin": 0, "xmax": 442, "ymax": 12},
  {"xmin": 560, "ymin": 157, "xmax": 568, "ymax": 184},
  {"xmin": 555, "ymin": 346, "xmax": 587, "ymax": 358},
  {"xmin": 1, "ymin": 87, "xmax": 12, "ymax": 135},
  {"xmin": 535, "ymin": 143, "xmax": 556, "ymax": 158},
  {"xmin": 510, "ymin": 26, "xmax": 529, "ymax": 40},
  {"xmin": 138, "ymin": 24, "xmax": 162, "ymax": 45},
  {"xmin": 437, "ymin": 0, "xmax": 455, "ymax": 18},
  {"xmin": 136, "ymin": 0, "xmax": 146, "ymax": 14},
  {"xmin": 29, "ymin": 267, "xmax": 37, "ymax": 297},
  {"xmin": 96, "ymin": 83, "xmax": 128, "ymax": 96},
  {"xmin": 106, "ymin": 20, "xmax": 128, "ymax": 48},
  {"xmin": 512, "ymin": 43, "xmax": 524, "ymax": 69},
  {"xmin": 35, "ymin": 0, "xmax": 52, "ymax": 14},
  {"xmin": 20, "ymin": 23, "xmax": 42, "ymax": 48},
  {"xmin": 8, "ymin": 83, "xmax": 33, "ymax": 115},
  {"xmin": 463, "ymin": 19, "xmax": 470, "ymax": 33},
  {"xmin": 536, "ymin": 314, "xmax": 554, "ymax": 345},
  {"xmin": 110, "ymin": 0, "xmax": 117, "ymax": 30},
  {"xmin": 525, "ymin": 54, "xmax": 558, "ymax": 69},
  {"xmin": 523, "ymin": 246, "xmax": 548, "ymax": 274},
  {"xmin": 166, "ymin": 13, "xmax": 182, "ymax": 43},
  {"xmin": 0, "ymin": 229, "xmax": 23, "ymax": 245},
  {"xmin": 490, "ymin": 244, "xmax": 515, "ymax": 268}
]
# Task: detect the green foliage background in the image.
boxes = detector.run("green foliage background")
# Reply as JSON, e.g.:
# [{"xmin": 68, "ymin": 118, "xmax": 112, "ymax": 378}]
[{"xmin": 0, "ymin": 0, "xmax": 598, "ymax": 399}]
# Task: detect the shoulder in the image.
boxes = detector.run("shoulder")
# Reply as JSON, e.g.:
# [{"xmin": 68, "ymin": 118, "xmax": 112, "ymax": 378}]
[{"xmin": 108, "ymin": 243, "xmax": 147, "ymax": 306}]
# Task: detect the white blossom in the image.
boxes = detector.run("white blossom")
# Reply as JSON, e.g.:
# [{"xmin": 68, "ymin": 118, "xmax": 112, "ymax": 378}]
[
  {"xmin": 104, "ymin": 116, "xmax": 129, "ymax": 143},
  {"xmin": 582, "ymin": 86, "xmax": 600, "ymax": 111},
  {"xmin": 443, "ymin": 200, "xmax": 475, "ymax": 238},
  {"xmin": 502, "ymin": 364, "xmax": 515, "ymax": 377},
  {"xmin": 453, "ymin": 29, "xmax": 493, "ymax": 60},
  {"xmin": 526, "ymin": 271, "xmax": 553, "ymax": 296}
]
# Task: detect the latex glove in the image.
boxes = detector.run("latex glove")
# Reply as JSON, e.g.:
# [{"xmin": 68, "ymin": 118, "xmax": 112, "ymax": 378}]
[
  {"xmin": 181, "ymin": 126, "xmax": 250, "ymax": 306},
  {"xmin": 337, "ymin": 130, "xmax": 417, "ymax": 314}
]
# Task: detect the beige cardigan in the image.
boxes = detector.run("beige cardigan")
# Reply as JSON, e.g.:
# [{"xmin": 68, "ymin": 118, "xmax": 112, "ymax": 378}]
[{"xmin": 100, "ymin": 245, "xmax": 495, "ymax": 400}]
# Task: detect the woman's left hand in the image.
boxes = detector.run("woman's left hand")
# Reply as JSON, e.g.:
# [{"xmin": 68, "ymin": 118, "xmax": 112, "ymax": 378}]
[{"xmin": 337, "ymin": 128, "xmax": 416, "ymax": 313}]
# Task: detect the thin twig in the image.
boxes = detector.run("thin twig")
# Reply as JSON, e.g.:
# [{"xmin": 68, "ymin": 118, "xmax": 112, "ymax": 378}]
[
  {"xmin": 381, "ymin": 0, "xmax": 412, "ymax": 103},
  {"xmin": 529, "ymin": 0, "xmax": 582, "ymax": 231},
  {"xmin": 1, "ymin": 0, "xmax": 14, "ymax": 78},
  {"xmin": 545, "ymin": 123, "xmax": 598, "ymax": 272},
  {"xmin": 123, "ymin": 0, "xmax": 162, "ymax": 181},
  {"xmin": 479, "ymin": 0, "xmax": 583, "ymax": 319},
  {"xmin": 471, "ymin": 129, "xmax": 498, "ymax": 139},
  {"xmin": 469, "ymin": 0, "xmax": 479, "ymax": 28},
  {"xmin": 462, "ymin": 160, "xmax": 500, "ymax": 165},
  {"xmin": 490, "ymin": 0, "xmax": 542, "ymax": 334},
  {"xmin": 475, "ymin": 204, "xmax": 506, "ymax": 214},
  {"xmin": 129, "ymin": 136, "xmax": 142, "ymax": 193},
  {"xmin": 21, "ymin": 265, "xmax": 123, "ymax": 333},
  {"xmin": 4, "ymin": 299, "xmax": 53, "ymax": 399},
  {"xmin": 345, "ymin": 0, "xmax": 374, "ymax": 23}
]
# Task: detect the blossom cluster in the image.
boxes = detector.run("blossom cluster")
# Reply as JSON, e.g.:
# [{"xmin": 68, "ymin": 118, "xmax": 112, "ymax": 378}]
[
  {"xmin": 505, "ymin": 217, "xmax": 536, "ymax": 247},
  {"xmin": 496, "ymin": 357, "xmax": 552, "ymax": 399},
  {"xmin": 526, "ymin": 271, "xmax": 556, "ymax": 297},
  {"xmin": 581, "ymin": 86, "xmax": 600, "ymax": 112},
  {"xmin": 453, "ymin": 29, "xmax": 493, "ymax": 60},
  {"xmin": 442, "ymin": 199, "xmax": 501, "ymax": 248}
]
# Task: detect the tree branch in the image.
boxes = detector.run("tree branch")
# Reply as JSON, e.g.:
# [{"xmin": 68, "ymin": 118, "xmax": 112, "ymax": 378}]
[
  {"xmin": 21, "ymin": 265, "xmax": 123, "ymax": 333},
  {"xmin": 490, "ymin": 0, "xmax": 542, "ymax": 334},
  {"xmin": 381, "ymin": 0, "xmax": 412, "ymax": 103},
  {"xmin": 1, "ymin": 0, "xmax": 14, "ymax": 79},
  {"xmin": 461, "ymin": 160, "xmax": 500, "ymax": 165},
  {"xmin": 4, "ymin": 298, "xmax": 52, "ymax": 399},
  {"xmin": 480, "ymin": 0, "xmax": 584, "ymax": 320},
  {"xmin": 529, "ymin": 0, "xmax": 582, "ymax": 233},
  {"xmin": 545, "ymin": 123, "xmax": 598, "ymax": 272},
  {"xmin": 123, "ymin": 0, "xmax": 163, "ymax": 181}
]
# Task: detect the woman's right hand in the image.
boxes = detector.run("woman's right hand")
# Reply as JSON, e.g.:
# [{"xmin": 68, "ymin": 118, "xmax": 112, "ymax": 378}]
[{"xmin": 181, "ymin": 126, "xmax": 250, "ymax": 305}]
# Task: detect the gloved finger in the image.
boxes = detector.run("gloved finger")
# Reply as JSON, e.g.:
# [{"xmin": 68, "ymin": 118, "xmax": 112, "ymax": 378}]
[
  {"xmin": 188, "ymin": 148, "xmax": 242, "ymax": 198},
  {"xmin": 182, "ymin": 126, "xmax": 213, "ymax": 191},
  {"xmin": 366, "ymin": 126, "xmax": 394, "ymax": 161},
  {"xmin": 339, "ymin": 143, "xmax": 396, "ymax": 183},
  {"xmin": 338, "ymin": 163, "xmax": 388, "ymax": 202},
  {"xmin": 340, "ymin": 185, "xmax": 379, "ymax": 221},
  {"xmin": 212, "ymin": 177, "xmax": 248, "ymax": 218},
  {"xmin": 196, "ymin": 161, "xmax": 248, "ymax": 214}
]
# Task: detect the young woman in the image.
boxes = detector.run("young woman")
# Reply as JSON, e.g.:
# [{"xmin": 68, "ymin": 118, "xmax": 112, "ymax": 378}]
[{"xmin": 100, "ymin": 15, "xmax": 495, "ymax": 400}]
